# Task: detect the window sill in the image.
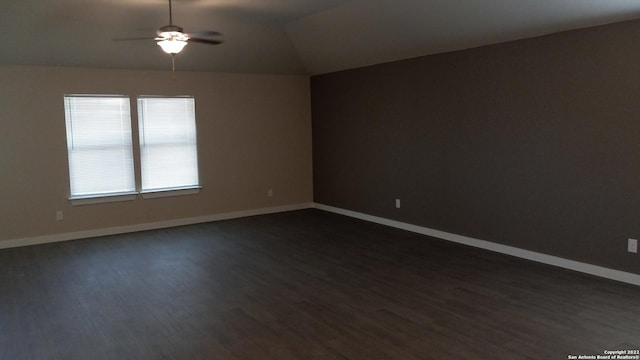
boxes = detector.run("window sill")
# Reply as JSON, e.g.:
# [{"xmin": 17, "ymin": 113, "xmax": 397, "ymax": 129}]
[
  {"xmin": 70, "ymin": 192, "xmax": 138, "ymax": 206},
  {"xmin": 141, "ymin": 186, "xmax": 201, "ymax": 199}
]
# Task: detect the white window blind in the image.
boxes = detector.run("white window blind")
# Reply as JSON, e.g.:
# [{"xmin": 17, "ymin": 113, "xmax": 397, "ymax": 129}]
[
  {"xmin": 137, "ymin": 96, "xmax": 200, "ymax": 193},
  {"xmin": 64, "ymin": 95, "xmax": 136, "ymax": 199}
]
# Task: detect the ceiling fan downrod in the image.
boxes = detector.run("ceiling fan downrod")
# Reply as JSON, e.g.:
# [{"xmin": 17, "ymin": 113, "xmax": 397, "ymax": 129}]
[{"xmin": 168, "ymin": 0, "xmax": 173, "ymax": 25}]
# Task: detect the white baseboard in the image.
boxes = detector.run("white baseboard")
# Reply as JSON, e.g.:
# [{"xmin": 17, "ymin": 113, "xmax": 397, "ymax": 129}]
[
  {"xmin": 314, "ymin": 203, "xmax": 640, "ymax": 287},
  {"xmin": 5, "ymin": 202, "xmax": 639, "ymax": 286},
  {"xmin": 0, "ymin": 203, "xmax": 315, "ymax": 250}
]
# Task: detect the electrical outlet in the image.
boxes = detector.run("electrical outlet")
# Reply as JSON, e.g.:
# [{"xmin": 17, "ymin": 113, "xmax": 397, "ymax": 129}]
[
  {"xmin": 56, "ymin": 210, "xmax": 64, "ymax": 221},
  {"xmin": 629, "ymin": 238, "xmax": 638, "ymax": 254},
  {"xmin": 267, "ymin": 189, "xmax": 273, "ymax": 197},
  {"xmin": 395, "ymin": 199, "xmax": 401, "ymax": 208}
]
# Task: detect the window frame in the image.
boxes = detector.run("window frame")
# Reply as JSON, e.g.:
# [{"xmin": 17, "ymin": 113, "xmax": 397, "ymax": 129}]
[
  {"xmin": 63, "ymin": 94, "xmax": 202, "ymax": 205},
  {"xmin": 136, "ymin": 95, "xmax": 201, "ymax": 198},
  {"xmin": 63, "ymin": 94, "xmax": 138, "ymax": 205}
]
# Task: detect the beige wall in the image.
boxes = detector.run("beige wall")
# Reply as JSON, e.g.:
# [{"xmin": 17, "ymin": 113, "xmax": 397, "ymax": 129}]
[{"xmin": 0, "ymin": 65, "xmax": 313, "ymax": 242}]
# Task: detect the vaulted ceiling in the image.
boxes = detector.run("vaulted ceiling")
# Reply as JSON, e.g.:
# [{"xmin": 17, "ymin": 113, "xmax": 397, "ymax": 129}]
[{"xmin": 2, "ymin": 0, "xmax": 640, "ymax": 75}]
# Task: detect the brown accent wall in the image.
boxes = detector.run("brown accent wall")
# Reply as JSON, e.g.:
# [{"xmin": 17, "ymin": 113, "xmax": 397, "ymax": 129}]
[
  {"xmin": 312, "ymin": 19, "xmax": 640, "ymax": 274},
  {"xmin": 0, "ymin": 66, "xmax": 312, "ymax": 243}
]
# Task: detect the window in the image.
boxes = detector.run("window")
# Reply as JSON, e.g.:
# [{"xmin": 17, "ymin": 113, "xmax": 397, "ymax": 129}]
[
  {"xmin": 64, "ymin": 95, "xmax": 136, "ymax": 202},
  {"xmin": 63, "ymin": 95, "xmax": 200, "ymax": 204},
  {"xmin": 137, "ymin": 96, "xmax": 200, "ymax": 195}
]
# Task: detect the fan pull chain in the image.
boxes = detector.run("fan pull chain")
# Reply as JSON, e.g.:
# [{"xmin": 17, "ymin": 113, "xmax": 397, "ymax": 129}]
[{"xmin": 171, "ymin": 54, "xmax": 176, "ymax": 80}]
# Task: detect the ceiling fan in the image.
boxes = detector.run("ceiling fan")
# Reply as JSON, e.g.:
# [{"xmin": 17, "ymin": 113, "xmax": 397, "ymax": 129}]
[{"xmin": 115, "ymin": 0, "xmax": 223, "ymax": 71}]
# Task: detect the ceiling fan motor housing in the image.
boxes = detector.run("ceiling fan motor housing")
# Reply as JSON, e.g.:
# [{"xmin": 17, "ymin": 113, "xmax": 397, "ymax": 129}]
[{"xmin": 159, "ymin": 24, "xmax": 184, "ymax": 34}]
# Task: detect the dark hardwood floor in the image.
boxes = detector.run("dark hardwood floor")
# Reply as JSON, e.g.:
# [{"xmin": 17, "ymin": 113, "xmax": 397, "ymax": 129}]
[{"xmin": 1, "ymin": 209, "xmax": 639, "ymax": 359}]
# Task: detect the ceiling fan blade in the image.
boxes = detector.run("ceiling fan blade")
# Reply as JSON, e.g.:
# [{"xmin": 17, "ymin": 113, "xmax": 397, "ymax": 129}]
[
  {"xmin": 187, "ymin": 30, "xmax": 222, "ymax": 37},
  {"xmin": 113, "ymin": 37, "xmax": 157, "ymax": 41},
  {"xmin": 188, "ymin": 37, "xmax": 223, "ymax": 45}
]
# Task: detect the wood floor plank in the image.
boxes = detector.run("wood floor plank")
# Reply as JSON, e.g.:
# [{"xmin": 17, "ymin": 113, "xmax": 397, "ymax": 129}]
[{"xmin": 1, "ymin": 209, "xmax": 640, "ymax": 359}]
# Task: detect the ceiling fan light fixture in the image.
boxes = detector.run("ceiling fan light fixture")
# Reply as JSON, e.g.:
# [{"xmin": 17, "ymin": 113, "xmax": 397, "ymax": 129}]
[
  {"xmin": 156, "ymin": 31, "xmax": 189, "ymax": 54},
  {"xmin": 157, "ymin": 38, "xmax": 188, "ymax": 54}
]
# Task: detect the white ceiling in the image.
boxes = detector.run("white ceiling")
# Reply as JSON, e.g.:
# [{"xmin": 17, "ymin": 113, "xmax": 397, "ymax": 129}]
[{"xmin": 2, "ymin": 0, "xmax": 640, "ymax": 75}]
